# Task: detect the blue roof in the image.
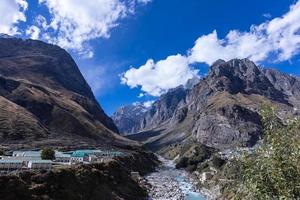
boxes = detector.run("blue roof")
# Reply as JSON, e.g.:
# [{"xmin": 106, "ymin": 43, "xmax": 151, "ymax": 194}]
[
  {"xmin": 70, "ymin": 150, "xmax": 103, "ymax": 157},
  {"xmin": 71, "ymin": 152, "xmax": 88, "ymax": 158}
]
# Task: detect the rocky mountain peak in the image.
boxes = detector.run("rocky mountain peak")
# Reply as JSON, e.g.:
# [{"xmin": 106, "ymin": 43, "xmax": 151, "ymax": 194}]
[
  {"xmin": 112, "ymin": 103, "xmax": 149, "ymax": 135},
  {"xmin": 209, "ymin": 58, "xmax": 259, "ymax": 78},
  {"xmin": 205, "ymin": 58, "xmax": 288, "ymax": 103}
]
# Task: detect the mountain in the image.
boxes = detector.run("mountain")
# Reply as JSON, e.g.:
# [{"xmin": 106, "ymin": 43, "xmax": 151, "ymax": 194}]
[
  {"xmin": 0, "ymin": 37, "xmax": 136, "ymax": 149},
  {"xmin": 115, "ymin": 59, "xmax": 299, "ymax": 152},
  {"xmin": 112, "ymin": 78, "xmax": 200, "ymax": 135},
  {"xmin": 112, "ymin": 103, "xmax": 149, "ymax": 135}
]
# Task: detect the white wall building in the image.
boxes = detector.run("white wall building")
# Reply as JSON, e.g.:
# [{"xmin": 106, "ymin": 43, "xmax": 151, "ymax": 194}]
[
  {"xmin": 55, "ymin": 151, "xmax": 71, "ymax": 163},
  {"xmin": 27, "ymin": 160, "xmax": 52, "ymax": 170},
  {"xmin": 1, "ymin": 156, "xmax": 41, "ymax": 166},
  {"xmin": 0, "ymin": 160, "xmax": 23, "ymax": 170},
  {"xmin": 12, "ymin": 151, "xmax": 41, "ymax": 159}
]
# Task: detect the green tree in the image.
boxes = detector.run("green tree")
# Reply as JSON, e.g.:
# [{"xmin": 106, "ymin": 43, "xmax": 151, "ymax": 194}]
[
  {"xmin": 237, "ymin": 105, "xmax": 300, "ymax": 199},
  {"xmin": 41, "ymin": 148, "xmax": 55, "ymax": 160}
]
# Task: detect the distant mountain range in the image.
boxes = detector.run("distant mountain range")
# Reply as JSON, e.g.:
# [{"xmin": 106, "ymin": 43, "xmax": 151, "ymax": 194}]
[
  {"xmin": 0, "ymin": 37, "xmax": 136, "ymax": 149},
  {"xmin": 113, "ymin": 59, "xmax": 300, "ymax": 151}
]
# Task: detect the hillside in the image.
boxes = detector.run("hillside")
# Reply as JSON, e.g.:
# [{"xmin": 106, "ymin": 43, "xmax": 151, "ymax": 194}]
[{"xmin": 0, "ymin": 37, "xmax": 136, "ymax": 149}]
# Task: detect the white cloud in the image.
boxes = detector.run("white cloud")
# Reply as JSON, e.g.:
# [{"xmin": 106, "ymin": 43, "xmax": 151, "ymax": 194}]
[
  {"xmin": 189, "ymin": 0, "xmax": 300, "ymax": 65},
  {"xmin": 263, "ymin": 13, "xmax": 272, "ymax": 19},
  {"xmin": 26, "ymin": 25, "xmax": 41, "ymax": 40},
  {"xmin": 121, "ymin": 54, "xmax": 199, "ymax": 96},
  {"xmin": 122, "ymin": 0, "xmax": 300, "ymax": 96},
  {"xmin": 0, "ymin": 0, "xmax": 28, "ymax": 35},
  {"xmin": 138, "ymin": 93, "xmax": 145, "ymax": 98},
  {"xmin": 143, "ymin": 100, "xmax": 154, "ymax": 108},
  {"xmin": 137, "ymin": 0, "xmax": 152, "ymax": 4},
  {"xmin": 28, "ymin": 0, "xmax": 150, "ymax": 57},
  {"xmin": 36, "ymin": 0, "xmax": 127, "ymax": 56}
]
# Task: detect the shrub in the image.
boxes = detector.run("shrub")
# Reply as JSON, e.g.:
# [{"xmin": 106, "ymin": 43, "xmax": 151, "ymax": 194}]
[
  {"xmin": 211, "ymin": 154, "xmax": 225, "ymax": 169},
  {"xmin": 41, "ymin": 148, "xmax": 55, "ymax": 160},
  {"xmin": 237, "ymin": 105, "xmax": 300, "ymax": 199},
  {"xmin": 175, "ymin": 157, "xmax": 188, "ymax": 169}
]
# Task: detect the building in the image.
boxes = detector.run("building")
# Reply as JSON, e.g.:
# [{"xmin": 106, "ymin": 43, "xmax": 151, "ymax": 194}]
[
  {"xmin": 1, "ymin": 156, "xmax": 42, "ymax": 166},
  {"xmin": 88, "ymin": 155, "xmax": 97, "ymax": 162},
  {"xmin": 70, "ymin": 152, "xmax": 89, "ymax": 163},
  {"xmin": 12, "ymin": 151, "xmax": 41, "ymax": 159},
  {"xmin": 0, "ymin": 160, "xmax": 23, "ymax": 170},
  {"xmin": 27, "ymin": 160, "xmax": 52, "ymax": 170},
  {"xmin": 55, "ymin": 151, "xmax": 71, "ymax": 163}
]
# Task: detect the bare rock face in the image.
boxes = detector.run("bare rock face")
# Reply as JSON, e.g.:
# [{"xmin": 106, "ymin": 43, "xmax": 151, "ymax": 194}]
[
  {"xmin": 192, "ymin": 104, "xmax": 262, "ymax": 149},
  {"xmin": 112, "ymin": 103, "xmax": 149, "ymax": 135},
  {"xmin": 0, "ymin": 37, "xmax": 135, "ymax": 149},
  {"xmin": 140, "ymin": 86, "xmax": 188, "ymax": 131},
  {"xmin": 116, "ymin": 59, "xmax": 300, "ymax": 151}
]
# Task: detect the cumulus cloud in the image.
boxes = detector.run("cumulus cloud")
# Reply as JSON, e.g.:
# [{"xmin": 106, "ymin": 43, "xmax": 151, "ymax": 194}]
[
  {"xmin": 0, "ymin": 0, "xmax": 28, "ymax": 35},
  {"xmin": 35, "ymin": 0, "xmax": 127, "ymax": 56},
  {"xmin": 23, "ymin": 0, "xmax": 150, "ymax": 57},
  {"xmin": 121, "ymin": 54, "xmax": 199, "ymax": 96},
  {"xmin": 122, "ymin": 0, "xmax": 300, "ymax": 96},
  {"xmin": 189, "ymin": 0, "xmax": 300, "ymax": 65},
  {"xmin": 26, "ymin": 25, "xmax": 41, "ymax": 39}
]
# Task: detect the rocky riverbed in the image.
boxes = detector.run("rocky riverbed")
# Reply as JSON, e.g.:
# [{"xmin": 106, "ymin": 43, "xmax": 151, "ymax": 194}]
[{"xmin": 145, "ymin": 156, "xmax": 207, "ymax": 200}]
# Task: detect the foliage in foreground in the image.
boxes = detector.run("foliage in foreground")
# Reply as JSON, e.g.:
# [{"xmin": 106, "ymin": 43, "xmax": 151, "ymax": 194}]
[
  {"xmin": 235, "ymin": 105, "xmax": 300, "ymax": 199},
  {"xmin": 41, "ymin": 148, "xmax": 55, "ymax": 160}
]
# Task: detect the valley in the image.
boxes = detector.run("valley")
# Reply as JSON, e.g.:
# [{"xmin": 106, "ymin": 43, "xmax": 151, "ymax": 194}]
[{"xmin": 0, "ymin": 36, "xmax": 299, "ymax": 200}]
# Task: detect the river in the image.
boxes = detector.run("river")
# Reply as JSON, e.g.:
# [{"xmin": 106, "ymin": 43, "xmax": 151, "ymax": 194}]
[{"xmin": 145, "ymin": 156, "xmax": 207, "ymax": 200}]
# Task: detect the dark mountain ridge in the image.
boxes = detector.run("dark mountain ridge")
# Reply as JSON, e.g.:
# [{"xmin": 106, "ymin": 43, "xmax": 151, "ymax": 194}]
[{"xmin": 0, "ymin": 37, "xmax": 136, "ymax": 149}]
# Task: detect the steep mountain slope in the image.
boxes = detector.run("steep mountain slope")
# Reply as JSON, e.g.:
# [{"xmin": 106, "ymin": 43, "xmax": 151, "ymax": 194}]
[
  {"xmin": 116, "ymin": 59, "xmax": 299, "ymax": 151},
  {"xmin": 0, "ymin": 37, "xmax": 136, "ymax": 149},
  {"xmin": 112, "ymin": 103, "xmax": 149, "ymax": 135},
  {"xmin": 112, "ymin": 79, "xmax": 200, "ymax": 135}
]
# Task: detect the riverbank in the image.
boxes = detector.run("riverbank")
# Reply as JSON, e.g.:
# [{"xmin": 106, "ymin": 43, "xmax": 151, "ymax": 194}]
[{"xmin": 145, "ymin": 156, "xmax": 207, "ymax": 200}]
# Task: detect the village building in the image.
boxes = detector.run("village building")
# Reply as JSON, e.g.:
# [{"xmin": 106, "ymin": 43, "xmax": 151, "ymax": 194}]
[
  {"xmin": 55, "ymin": 151, "xmax": 71, "ymax": 163},
  {"xmin": 70, "ymin": 152, "xmax": 89, "ymax": 163},
  {"xmin": 12, "ymin": 151, "xmax": 41, "ymax": 159},
  {"xmin": 1, "ymin": 156, "xmax": 42, "ymax": 166},
  {"xmin": 0, "ymin": 160, "xmax": 23, "ymax": 170},
  {"xmin": 27, "ymin": 160, "xmax": 52, "ymax": 170}
]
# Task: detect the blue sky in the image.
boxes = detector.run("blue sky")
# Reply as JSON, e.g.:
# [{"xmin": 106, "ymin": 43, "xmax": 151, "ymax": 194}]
[{"xmin": 1, "ymin": 0, "xmax": 300, "ymax": 115}]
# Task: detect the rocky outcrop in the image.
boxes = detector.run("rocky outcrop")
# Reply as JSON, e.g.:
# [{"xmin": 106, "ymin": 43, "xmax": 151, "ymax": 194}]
[
  {"xmin": 118, "ymin": 59, "xmax": 300, "ymax": 151},
  {"xmin": 0, "ymin": 37, "xmax": 137, "ymax": 149}
]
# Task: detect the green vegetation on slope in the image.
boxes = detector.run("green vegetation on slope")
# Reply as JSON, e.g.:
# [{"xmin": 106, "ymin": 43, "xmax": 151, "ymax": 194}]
[{"xmin": 223, "ymin": 105, "xmax": 300, "ymax": 199}]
